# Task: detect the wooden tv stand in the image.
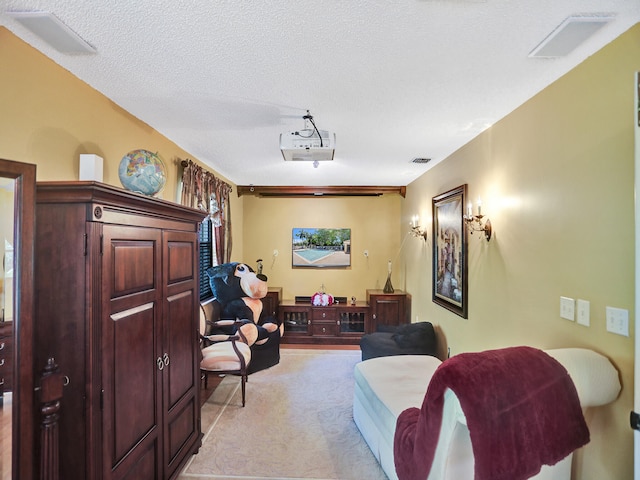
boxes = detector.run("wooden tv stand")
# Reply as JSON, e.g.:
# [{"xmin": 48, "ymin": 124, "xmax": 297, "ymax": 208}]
[{"xmin": 275, "ymin": 290, "xmax": 411, "ymax": 345}]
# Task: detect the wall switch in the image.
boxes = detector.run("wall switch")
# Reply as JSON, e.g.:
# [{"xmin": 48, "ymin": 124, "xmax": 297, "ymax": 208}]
[
  {"xmin": 606, "ymin": 306, "xmax": 629, "ymax": 336},
  {"xmin": 560, "ymin": 296, "xmax": 575, "ymax": 321},
  {"xmin": 576, "ymin": 299, "xmax": 590, "ymax": 326}
]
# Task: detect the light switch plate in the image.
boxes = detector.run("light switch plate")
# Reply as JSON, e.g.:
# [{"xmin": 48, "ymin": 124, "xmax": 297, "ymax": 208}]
[
  {"xmin": 560, "ymin": 296, "xmax": 575, "ymax": 321},
  {"xmin": 576, "ymin": 299, "xmax": 590, "ymax": 327}
]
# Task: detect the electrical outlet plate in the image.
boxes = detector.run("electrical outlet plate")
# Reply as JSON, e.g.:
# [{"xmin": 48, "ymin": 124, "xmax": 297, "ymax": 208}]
[
  {"xmin": 606, "ymin": 306, "xmax": 629, "ymax": 336},
  {"xmin": 560, "ymin": 296, "xmax": 575, "ymax": 321}
]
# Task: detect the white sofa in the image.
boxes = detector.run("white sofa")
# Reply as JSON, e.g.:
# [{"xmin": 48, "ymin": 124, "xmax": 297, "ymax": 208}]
[{"xmin": 353, "ymin": 348, "xmax": 621, "ymax": 480}]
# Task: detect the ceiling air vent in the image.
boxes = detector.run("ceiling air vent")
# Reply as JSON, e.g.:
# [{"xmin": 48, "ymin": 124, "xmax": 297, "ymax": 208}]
[
  {"xmin": 411, "ymin": 158, "xmax": 432, "ymax": 164},
  {"xmin": 529, "ymin": 15, "xmax": 613, "ymax": 58},
  {"xmin": 7, "ymin": 11, "xmax": 97, "ymax": 54}
]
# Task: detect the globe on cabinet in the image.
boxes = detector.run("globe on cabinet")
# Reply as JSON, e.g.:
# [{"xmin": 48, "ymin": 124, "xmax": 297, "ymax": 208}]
[{"xmin": 118, "ymin": 149, "xmax": 167, "ymax": 196}]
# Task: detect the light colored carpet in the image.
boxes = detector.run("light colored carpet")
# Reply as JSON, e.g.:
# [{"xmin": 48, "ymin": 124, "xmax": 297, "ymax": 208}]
[{"xmin": 179, "ymin": 349, "xmax": 388, "ymax": 480}]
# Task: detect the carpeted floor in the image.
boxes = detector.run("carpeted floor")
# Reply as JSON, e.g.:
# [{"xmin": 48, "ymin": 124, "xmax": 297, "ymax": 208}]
[{"xmin": 179, "ymin": 349, "xmax": 387, "ymax": 480}]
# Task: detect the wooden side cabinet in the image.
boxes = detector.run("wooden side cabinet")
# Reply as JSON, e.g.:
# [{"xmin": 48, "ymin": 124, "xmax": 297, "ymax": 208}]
[
  {"xmin": 260, "ymin": 287, "xmax": 281, "ymax": 323},
  {"xmin": 34, "ymin": 182, "xmax": 205, "ymax": 480},
  {"xmin": 366, "ymin": 290, "xmax": 411, "ymax": 332}
]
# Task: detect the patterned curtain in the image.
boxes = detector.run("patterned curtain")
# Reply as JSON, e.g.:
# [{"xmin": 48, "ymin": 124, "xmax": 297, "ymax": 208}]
[
  {"xmin": 180, "ymin": 158, "xmax": 232, "ymax": 262},
  {"xmin": 211, "ymin": 175, "xmax": 233, "ymax": 263}
]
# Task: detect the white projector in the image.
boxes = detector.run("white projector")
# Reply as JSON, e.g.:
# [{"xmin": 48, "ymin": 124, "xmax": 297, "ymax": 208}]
[{"xmin": 280, "ymin": 129, "xmax": 336, "ymax": 162}]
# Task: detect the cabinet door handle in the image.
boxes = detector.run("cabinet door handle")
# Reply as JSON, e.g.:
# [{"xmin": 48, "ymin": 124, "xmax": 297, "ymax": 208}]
[
  {"xmin": 0, "ymin": 359, "xmax": 4, "ymax": 367},
  {"xmin": 157, "ymin": 357, "xmax": 164, "ymax": 371},
  {"xmin": 322, "ymin": 312, "xmax": 326, "ymax": 318},
  {"xmin": 322, "ymin": 327, "xmax": 326, "ymax": 333},
  {"xmin": 163, "ymin": 353, "xmax": 170, "ymax": 367},
  {"xmin": 0, "ymin": 342, "xmax": 4, "ymax": 350}
]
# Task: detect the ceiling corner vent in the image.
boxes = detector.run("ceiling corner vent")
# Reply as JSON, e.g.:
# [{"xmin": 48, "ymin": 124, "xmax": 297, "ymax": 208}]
[
  {"xmin": 528, "ymin": 15, "xmax": 613, "ymax": 58},
  {"xmin": 7, "ymin": 11, "xmax": 97, "ymax": 54}
]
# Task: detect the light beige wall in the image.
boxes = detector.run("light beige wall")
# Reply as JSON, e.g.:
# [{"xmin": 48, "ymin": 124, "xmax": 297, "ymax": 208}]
[
  {"xmin": 241, "ymin": 195, "xmax": 402, "ymax": 300},
  {"xmin": 402, "ymin": 24, "xmax": 639, "ymax": 480},
  {"xmin": 0, "ymin": 27, "xmax": 243, "ymax": 253}
]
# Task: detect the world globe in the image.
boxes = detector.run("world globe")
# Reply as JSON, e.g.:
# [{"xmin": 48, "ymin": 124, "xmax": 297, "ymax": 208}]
[{"xmin": 118, "ymin": 149, "xmax": 167, "ymax": 196}]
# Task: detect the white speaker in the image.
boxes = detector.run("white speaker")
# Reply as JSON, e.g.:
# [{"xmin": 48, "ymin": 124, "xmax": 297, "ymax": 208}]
[{"xmin": 79, "ymin": 154, "xmax": 103, "ymax": 182}]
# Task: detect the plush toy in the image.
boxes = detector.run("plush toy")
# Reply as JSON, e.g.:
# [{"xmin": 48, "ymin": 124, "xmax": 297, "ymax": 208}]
[
  {"xmin": 205, "ymin": 262, "xmax": 283, "ymax": 373},
  {"xmin": 311, "ymin": 291, "xmax": 334, "ymax": 306}
]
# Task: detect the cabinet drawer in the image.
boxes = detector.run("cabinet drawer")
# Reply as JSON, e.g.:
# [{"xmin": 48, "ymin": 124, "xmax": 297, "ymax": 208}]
[
  {"xmin": 0, "ymin": 336, "xmax": 13, "ymax": 391},
  {"xmin": 311, "ymin": 308, "xmax": 336, "ymax": 321},
  {"xmin": 312, "ymin": 323, "xmax": 339, "ymax": 336}
]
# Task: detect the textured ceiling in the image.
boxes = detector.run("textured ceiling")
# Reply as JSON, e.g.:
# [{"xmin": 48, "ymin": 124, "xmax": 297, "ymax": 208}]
[{"xmin": 2, "ymin": 1, "xmax": 639, "ymax": 186}]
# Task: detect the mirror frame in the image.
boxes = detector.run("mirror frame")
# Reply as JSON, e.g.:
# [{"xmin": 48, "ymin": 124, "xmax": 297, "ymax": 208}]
[{"xmin": 0, "ymin": 159, "xmax": 36, "ymax": 480}]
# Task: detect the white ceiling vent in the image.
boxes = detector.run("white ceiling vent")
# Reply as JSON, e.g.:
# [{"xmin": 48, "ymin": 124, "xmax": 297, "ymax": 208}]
[
  {"xmin": 529, "ymin": 15, "xmax": 613, "ymax": 58},
  {"xmin": 6, "ymin": 11, "xmax": 96, "ymax": 54},
  {"xmin": 411, "ymin": 157, "xmax": 432, "ymax": 164}
]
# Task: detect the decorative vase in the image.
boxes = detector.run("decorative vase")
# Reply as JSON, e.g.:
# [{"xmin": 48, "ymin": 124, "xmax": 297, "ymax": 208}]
[
  {"xmin": 383, "ymin": 273, "xmax": 394, "ymax": 293},
  {"xmin": 383, "ymin": 260, "xmax": 394, "ymax": 293}
]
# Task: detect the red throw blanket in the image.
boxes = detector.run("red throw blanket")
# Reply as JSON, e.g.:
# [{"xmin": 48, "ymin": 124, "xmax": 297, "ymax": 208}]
[{"xmin": 394, "ymin": 346, "xmax": 589, "ymax": 480}]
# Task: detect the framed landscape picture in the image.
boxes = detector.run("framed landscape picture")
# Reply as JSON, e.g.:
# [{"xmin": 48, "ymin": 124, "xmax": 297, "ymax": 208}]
[
  {"xmin": 292, "ymin": 228, "xmax": 351, "ymax": 268},
  {"xmin": 432, "ymin": 184, "xmax": 468, "ymax": 318}
]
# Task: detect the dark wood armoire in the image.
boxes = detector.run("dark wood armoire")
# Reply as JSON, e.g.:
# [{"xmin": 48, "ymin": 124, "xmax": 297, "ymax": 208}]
[{"xmin": 34, "ymin": 182, "xmax": 205, "ymax": 479}]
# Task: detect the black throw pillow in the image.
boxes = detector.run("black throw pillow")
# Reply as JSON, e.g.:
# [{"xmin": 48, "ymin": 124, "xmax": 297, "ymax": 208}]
[{"xmin": 391, "ymin": 322, "xmax": 436, "ymax": 351}]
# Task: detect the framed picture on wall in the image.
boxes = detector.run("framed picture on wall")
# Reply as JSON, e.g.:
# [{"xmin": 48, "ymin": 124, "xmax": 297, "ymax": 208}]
[{"xmin": 432, "ymin": 184, "xmax": 468, "ymax": 318}]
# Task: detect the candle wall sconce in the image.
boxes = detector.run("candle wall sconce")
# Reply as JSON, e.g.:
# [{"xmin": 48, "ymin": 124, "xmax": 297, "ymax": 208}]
[
  {"xmin": 464, "ymin": 200, "xmax": 492, "ymax": 241},
  {"xmin": 409, "ymin": 215, "xmax": 428, "ymax": 241}
]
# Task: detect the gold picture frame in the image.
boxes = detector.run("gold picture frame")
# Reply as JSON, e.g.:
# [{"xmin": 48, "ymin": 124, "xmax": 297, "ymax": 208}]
[{"xmin": 432, "ymin": 184, "xmax": 468, "ymax": 318}]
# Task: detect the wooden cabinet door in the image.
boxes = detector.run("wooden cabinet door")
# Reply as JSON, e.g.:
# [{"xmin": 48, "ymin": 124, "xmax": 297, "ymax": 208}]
[
  {"xmin": 162, "ymin": 230, "xmax": 200, "ymax": 478},
  {"xmin": 101, "ymin": 225, "xmax": 163, "ymax": 480},
  {"xmin": 259, "ymin": 289, "xmax": 281, "ymax": 323},
  {"xmin": 368, "ymin": 292, "xmax": 410, "ymax": 331}
]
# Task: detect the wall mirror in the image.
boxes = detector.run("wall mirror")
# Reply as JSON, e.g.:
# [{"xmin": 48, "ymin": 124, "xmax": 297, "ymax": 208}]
[{"xmin": 0, "ymin": 159, "xmax": 36, "ymax": 480}]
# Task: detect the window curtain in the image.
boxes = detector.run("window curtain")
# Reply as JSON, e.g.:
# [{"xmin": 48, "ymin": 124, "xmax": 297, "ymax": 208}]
[{"xmin": 180, "ymin": 158, "xmax": 232, "ymax": 263}]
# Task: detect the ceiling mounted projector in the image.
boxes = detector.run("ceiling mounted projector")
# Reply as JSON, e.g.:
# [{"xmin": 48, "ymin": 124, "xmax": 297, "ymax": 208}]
[{"xmin": 280, "ymin": 110, "xmax": 335, "ymax": 162}]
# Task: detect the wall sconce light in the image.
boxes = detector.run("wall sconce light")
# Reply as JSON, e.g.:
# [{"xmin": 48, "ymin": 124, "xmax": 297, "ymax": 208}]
[
  {"xmin": 410, "ymin": 215, "xmax": 428, "ymax": 241},
  {"xmin": 464, "ymin": 200, "xmax": 492, "ymax": 241}
]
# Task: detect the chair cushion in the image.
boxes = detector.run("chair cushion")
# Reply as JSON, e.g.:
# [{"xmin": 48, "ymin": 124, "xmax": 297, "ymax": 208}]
[{"xmin": 201, "ymin": 341, "xmax": 251, "ymax": 371}]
